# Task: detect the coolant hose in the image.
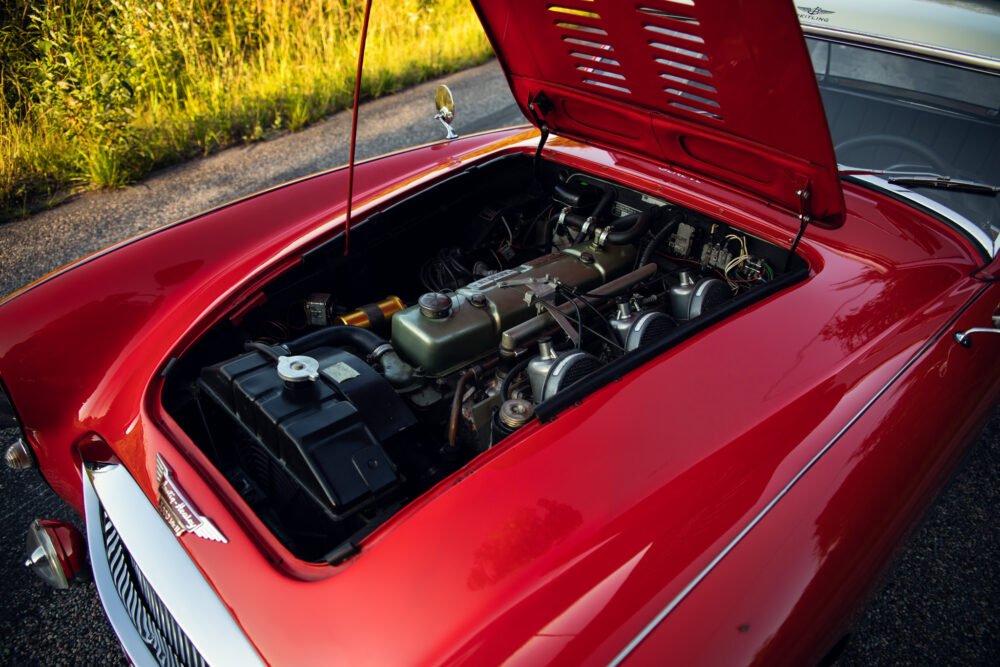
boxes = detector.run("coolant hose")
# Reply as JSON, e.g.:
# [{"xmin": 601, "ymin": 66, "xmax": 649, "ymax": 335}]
[
  {"xmin": 285, "ymin": 325, "xmax": 414, "ymax": 387},
  {"xmin": 286, "ymin": 324, "xmax": 384, "ymax": 355},
  {"xmin": 592, "ymin": 186, "xmax": 615, "ymax": 220},
  {"xmin": 563, "ymin": 210, "xmax": 651, "ymax": 246},
  {"xmin": 604, "ymin": 210, "xmax": 652, "ymax": 245},
  {"xmin": 570, "ymin": 186, "xmax": 617, "ymax": 245}
]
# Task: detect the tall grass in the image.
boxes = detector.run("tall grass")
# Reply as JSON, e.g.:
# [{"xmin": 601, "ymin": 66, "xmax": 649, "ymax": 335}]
[{"xmin": 0, "ymin": 0, "xmax": 492, "ymax": 220}]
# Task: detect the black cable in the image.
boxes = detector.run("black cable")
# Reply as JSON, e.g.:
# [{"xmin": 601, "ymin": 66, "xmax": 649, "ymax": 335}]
[
  {"xmin": 562, "ymin": 287, "xmax": 584, "ymax": 348},
  {"xmin": 555, "ymin": 283, "xmax": 622, "ymax": 348}
]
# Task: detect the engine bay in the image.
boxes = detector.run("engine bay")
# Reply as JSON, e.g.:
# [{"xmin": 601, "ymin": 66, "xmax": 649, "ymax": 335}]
[{"xmin": 163, "ymin": 153, "xmax": 806, "ymax": 563}]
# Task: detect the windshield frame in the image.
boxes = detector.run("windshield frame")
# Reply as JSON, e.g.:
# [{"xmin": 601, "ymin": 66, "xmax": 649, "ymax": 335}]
[
  {"xmin": 801, "ymin": 24, "xmax": 1000, "ymax": 75},
  {"xmin": 803, "ymin": 25, "xmax": 1000, "ymax": 259}
]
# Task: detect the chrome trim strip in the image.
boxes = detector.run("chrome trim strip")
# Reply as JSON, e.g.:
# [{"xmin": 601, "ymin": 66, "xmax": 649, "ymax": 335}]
[
  {"xmin": 848, "ymin": 174, "xmax": 996, "ymax": 258},
  {"xmin": 83, "ymin": 462, "xmax": 263, "ymax": 666},
  {"xmin": 609, "ymin": 285, "xmax": 991, "ymax": 665},
  {"xmin": 802, "ymin": 25, "xmax": 1000, "ymax": 73}
]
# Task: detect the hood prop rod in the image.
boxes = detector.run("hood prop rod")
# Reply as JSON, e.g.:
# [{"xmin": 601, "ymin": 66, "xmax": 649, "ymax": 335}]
[
  {"xmin": 526, "ymin": 93, "xmax": 552, "ymax": 185},
  {"xmin": 784, "ymin": 185, "xmax": 812, "ymax": 272},
  {"xmin": 343, "ymin": 0, "xmax": 374, "ymax": 257}
]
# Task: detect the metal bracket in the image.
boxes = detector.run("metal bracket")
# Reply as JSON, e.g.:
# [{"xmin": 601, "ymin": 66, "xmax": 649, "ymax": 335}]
[
  {"xmin": 527, "ymin": 93, "xmax": 553, "ymax": 181},
  {"xmin": 783, "ymin": 183, "xmax": 812, "ymax": 272},
  {"xmin": 434, "ymin": 110, "xmax": 458, "ymax": 140}
]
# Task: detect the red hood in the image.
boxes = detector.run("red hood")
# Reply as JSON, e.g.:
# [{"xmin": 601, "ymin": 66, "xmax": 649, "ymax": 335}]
[{"xmin": 474, "ymin": 0, "xmax": 845, "ymax": 226}]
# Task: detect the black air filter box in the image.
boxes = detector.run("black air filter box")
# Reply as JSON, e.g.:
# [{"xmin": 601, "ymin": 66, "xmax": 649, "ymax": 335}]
[{"xmin": 198, "ymin": 346, "xmax": 415, "ymax": 516}]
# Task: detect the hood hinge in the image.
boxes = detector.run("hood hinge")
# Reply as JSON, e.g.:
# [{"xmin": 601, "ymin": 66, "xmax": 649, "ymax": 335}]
[
  {"xmin": 527, "ymin": 92, "xmax": 552, "ymax": 183},
  {"xmin": 784, "ymin": 184, "xmax": 812, "ymax": 272}
]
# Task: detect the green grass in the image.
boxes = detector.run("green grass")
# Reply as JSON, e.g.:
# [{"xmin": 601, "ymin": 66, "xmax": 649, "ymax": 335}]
[{"xmin": 0, "ymin": 0, "xmax": 492, "ymax": 220}]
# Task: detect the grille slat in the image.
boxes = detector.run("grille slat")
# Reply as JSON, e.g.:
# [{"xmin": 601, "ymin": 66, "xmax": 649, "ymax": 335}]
[{"xmin": 102, "ymin": 508, "xmax": 208, "ymax": 667}]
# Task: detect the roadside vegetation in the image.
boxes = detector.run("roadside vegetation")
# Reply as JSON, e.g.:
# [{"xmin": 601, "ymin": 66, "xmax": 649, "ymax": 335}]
[{"xmin": 0, "ymin": 0, "xmax": 492, "ymax": 220}]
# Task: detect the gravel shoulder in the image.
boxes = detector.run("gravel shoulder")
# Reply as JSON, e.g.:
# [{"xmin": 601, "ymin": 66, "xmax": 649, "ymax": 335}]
[{"xmin": 0, "ymin": 60, "xmax": 524, "ymax": 298}]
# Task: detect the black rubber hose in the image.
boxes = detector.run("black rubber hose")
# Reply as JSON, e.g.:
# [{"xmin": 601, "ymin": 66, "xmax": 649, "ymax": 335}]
[
  {"xmin": 604, "ymin": 210, "xmax": 653, "ymax": 245},
  {"xmin": 592, "ymin": 186, "xmax": 615, "ymax": 220},
  {"xmin": 285, "ymin": 325, "xmax": 415, "ymax": 387},
  {"xmin": 638, "ymin": 211, "xmax": 683, "ymax": 268},
  {"xmin": 244, "ymin": 341, "xmax": 282, "ymax": 362},
  {"xmin": 607, "ymin": 212, "xmax": 643, "ymax": 230},
  {"xmin": 285, "ymin": 325, "xmax": 385, "ymax": 356},
  {"xmin": 500, "ymin": 357, "xmax": 533, "ymax": 401},
  {"xmin": 568, "ymin": 187, "xmax": 615, "ymax": 244}
]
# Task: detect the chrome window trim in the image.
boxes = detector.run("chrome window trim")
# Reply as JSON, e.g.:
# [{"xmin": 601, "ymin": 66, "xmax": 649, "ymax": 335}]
[
  {"xmin": 847, "ymin": 174, "xmax": 996, "ymax": 258},
  {"xmin": 83, "ymin": 462, "xmax": 263, "ymax": 666},
  {"xmin": 802, "ymin": 24, "xmax": 1000, "ymax": 73}
]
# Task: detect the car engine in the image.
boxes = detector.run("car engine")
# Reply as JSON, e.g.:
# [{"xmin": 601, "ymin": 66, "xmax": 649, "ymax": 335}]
[{"xmin": 163, "ymin": 154, "xmax": 805, "ymax": 562}]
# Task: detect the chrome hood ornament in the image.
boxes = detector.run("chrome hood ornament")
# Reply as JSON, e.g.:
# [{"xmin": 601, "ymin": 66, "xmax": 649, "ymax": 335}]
[{"xmin": 155, "ymin": 454, "xmax": 227, "ymax": 543}]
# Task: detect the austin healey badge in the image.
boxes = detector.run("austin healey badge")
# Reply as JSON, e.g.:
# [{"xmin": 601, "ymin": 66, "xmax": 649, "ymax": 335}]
[{"xmin": 155, "ymin": 454, "xmax": 228, "ymax": 543}]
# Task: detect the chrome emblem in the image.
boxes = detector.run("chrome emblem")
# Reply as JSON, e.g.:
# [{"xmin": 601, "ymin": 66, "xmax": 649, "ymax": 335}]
[
  {"xmin": 155, "ymin": 454, "xmax": 227, "ymax": 543},
  {"xmin": 798, "ymin": 6, "xmax": 835, "ymax": 16}
]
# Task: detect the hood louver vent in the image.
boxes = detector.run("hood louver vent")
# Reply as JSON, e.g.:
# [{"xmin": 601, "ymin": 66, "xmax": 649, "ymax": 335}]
[
  {"xmin": 551, "ymin": 4, "xmax": 633, "ymax": 96},
  {"xmin": 638, "ymin": 2, "xmax": 724, "ymax": 122},
  {"xmin": 549, "ymin": 1, "xmax": 724, "ymax": 122}
]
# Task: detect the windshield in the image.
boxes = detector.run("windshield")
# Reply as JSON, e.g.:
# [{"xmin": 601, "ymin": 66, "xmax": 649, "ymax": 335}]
[{"xmin": 806, "ymin": 37, "xmax": 1000, "ymax": 249}]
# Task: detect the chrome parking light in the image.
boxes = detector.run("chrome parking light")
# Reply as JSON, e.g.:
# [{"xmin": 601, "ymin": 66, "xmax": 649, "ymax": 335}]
[
  {"xmin": 24, "ymin": 519, "xmax": 86, "ymax": 589},
  {"xmin": 4, "ymin": 437, "xmax": 35, "ymax": 470}
]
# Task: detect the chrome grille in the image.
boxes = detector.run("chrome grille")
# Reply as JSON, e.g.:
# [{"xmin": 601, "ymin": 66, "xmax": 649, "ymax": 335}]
[{"xmin": 101, "ymin": 508, "xmax": 208, "ymax": 667}]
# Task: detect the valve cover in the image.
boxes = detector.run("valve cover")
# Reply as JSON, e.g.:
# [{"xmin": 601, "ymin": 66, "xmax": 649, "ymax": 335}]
[{"xmin": 391, "ymin": 243, "xmax": 635, "ymax": 375}]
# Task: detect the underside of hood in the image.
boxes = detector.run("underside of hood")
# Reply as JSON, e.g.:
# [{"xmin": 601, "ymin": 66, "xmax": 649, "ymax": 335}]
[{"xmin": 474, "ymin": 0, "xmax": 845, "ymax": 226}]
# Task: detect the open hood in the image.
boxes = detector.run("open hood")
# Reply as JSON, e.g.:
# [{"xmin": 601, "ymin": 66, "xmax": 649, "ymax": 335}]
[{"xmin": 474, "ymin": 0, "xmax": 845, "ymax": 226}]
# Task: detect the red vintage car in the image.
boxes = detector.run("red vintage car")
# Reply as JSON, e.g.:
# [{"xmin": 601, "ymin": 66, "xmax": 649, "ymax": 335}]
[{"xmin": 2, "ymin": 0, "xmax": 999, "ymax": 664}]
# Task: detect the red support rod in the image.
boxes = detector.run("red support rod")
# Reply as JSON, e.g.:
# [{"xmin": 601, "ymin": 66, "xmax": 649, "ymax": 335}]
[{"xmin": 344, "ymin": 0, "xmax": 374, "ymax": 256}]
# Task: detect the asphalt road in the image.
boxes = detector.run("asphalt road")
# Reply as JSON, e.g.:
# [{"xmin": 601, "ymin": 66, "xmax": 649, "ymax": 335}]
[{"xmin": 1, "ymin": 59, "xmax": 998, "ymax": 665}]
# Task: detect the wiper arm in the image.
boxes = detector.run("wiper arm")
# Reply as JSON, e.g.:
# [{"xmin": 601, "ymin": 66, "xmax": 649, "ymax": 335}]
[
  {"xmin": 839, "ymin": 168, "xmax": 999, "ymax": 196},
  {"xmin": 885, "ymin": 175, "xmax": 999, "ymax": 196}
]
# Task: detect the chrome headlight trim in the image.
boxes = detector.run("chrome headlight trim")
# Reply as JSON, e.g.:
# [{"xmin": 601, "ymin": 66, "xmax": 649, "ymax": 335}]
[{"xmin": 83, "ymin": 461, "xmax": 263, "ymax": 666}]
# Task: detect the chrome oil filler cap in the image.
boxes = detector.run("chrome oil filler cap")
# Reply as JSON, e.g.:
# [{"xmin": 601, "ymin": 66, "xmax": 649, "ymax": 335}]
[{"xmin": 418, "ymin": 292, "xmax": 453, "ymax": 319}]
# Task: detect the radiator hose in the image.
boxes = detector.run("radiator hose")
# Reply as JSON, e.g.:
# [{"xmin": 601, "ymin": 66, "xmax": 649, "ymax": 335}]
[
  {"xmin": 563, "ymin": 209, "xmax": 652, "ymax": 246},
  {"xmin": 285, "ymin": 326, "xmax": 415, "ymax": 388}
]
